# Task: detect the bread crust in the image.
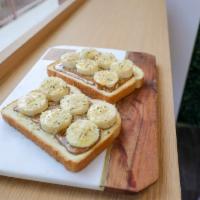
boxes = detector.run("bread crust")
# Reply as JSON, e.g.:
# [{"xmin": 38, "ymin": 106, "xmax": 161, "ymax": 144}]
[
  {"xmin": 1, "ymin": 102, "xmax": 121, "ymax": 172},
  {"xmin": 47, "ymin": 62, "xmax": 144, "ymax": 103}
]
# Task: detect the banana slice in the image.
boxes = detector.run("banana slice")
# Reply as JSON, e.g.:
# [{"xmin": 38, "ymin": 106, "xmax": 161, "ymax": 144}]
[
  {"xmin": 17, "ymin": 91, "xmax": 48, "ymax": 117},
  {"xmin": 39, "ymin": 77, "xmax": 69, "ymax": 102},
  {"xmin": 40, "ymin": 108, "xmax": 72, "ymax": 135},
  {"xmin": 110, "ymin": 59, "xmax": 133, "ymax": 79},
  {"xmin": 94, "ymin": 70, "xmax": 119, "ymax": 88},
  {"xmin": 76, "ymin": 59, "xmax": 98, "ymax": 76},
  {"xmin": 132, "ymin": 65, "xmax": 144, "ymax": 80},
  {"xmin": 87, "ymin": 101, "xmax": 117, "ymax": 129},
  {"xmin": 68, "ymin": 85, "xmax": 81, "ymax": 94},
  {"xmin": 79, "ymin": 49, "xmax": 100, "ymax": 60},
  {"xmin": 60, "ymin": 52, "xmax": 79, "ymax": 69},
  {"xmin": 96, "ymin": 52, "xmax": 117, "ymax": 69},
  {"xmin": 66, "ymin": 119, "xmax": 99, "ymax": 148},
  {"xmin": 60, "ymin": 93, "xmax": 89, "ymax": 115}
]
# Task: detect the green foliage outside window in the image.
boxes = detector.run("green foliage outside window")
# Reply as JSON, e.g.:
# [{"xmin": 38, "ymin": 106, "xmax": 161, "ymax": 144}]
[{"xmin": 178, "ymin": 25, "xmax": 200, "ymax": 126}]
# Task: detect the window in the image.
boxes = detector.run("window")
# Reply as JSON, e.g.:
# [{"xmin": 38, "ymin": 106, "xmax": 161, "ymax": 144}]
[
  {"xmin": 0, "ymin": 0, "xmax": 45, "ymax": 27},
  {"xmin": 0, "ymin": 0, "xmax": 74, "ymax": 63}
]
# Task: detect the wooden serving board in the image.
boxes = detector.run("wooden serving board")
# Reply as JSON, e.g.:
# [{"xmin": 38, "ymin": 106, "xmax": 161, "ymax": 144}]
[
  {"xmin": 102, "ymin": 52, "xmax": 159, "ymax": 192},
  {"xmin": 44, "ymin": 48, "xmax": 159, "ymax": 192}
]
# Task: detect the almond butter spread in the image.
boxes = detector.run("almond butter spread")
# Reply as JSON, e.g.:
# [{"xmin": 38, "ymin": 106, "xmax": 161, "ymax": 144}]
[
  {"xmin": 55, "ymin": 64, "xmax": 132, "ymax": 92},
  {"xmin": 55, "ymin": 135, "xmax": 91, "ymax": 154},
  {"xmin": 13, "ymin": 101, "xmax": 97, "ymax": 155}
]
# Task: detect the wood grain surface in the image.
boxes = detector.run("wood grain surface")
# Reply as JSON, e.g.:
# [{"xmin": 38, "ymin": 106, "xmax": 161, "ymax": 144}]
[
  {"xmin": 0, "ymin": 0, "xmax": 181, "ymax": 199},
  {"xmin": 104, "ymin": 52, "xmax": 159, "ymax": 192}
]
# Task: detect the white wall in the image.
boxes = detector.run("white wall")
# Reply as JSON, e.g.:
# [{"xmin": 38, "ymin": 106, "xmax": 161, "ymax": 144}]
[{"xmin": 166, "ymin": 0, "xmax": 200, "ymax": 118}]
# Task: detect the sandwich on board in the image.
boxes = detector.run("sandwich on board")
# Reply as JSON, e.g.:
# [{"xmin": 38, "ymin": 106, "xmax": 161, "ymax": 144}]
[{"xmin": 1, "ymin": 48, "xmax": 144, "ymax": 172}]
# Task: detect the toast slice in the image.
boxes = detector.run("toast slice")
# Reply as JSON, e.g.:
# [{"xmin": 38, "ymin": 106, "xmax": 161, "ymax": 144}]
[
  {"xmin": 1, "ymin": 101, "xmax": 121, "ymax": 172},
  {"xmin": 47, "ymin": 54, "xmax": 144, "ymax": 103},
  {"xmin": 1, "ymin": 82, "xmax": 121, "ymax": 172}
]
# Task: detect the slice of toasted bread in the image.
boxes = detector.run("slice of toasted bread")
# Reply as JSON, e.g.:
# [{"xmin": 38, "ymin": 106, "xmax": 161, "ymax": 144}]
[
  {"xmin": 1, "ymin": 100, "xmax": 121, "ymax": 172},
  {"xmin": 47, "ymin": 61, "xmax": 144, "ymax": 103}
]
